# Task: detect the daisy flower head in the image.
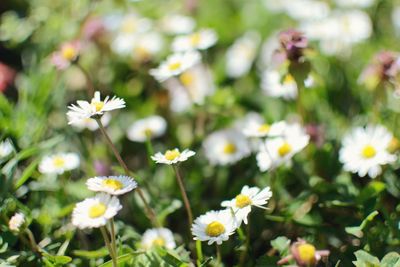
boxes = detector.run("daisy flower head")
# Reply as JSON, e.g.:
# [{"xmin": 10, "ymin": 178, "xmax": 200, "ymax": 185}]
[
  {"xmin": 150, "ymin": 51, "xmax": 201, "ymax": 82},
  {"xmin": 67, "ymin": 91, "xmax": 126, "ymax": 125},
  {"xmin": 9, "ymin": 212, "xmax": 25, "ymax": 232},
  {"xmin": 164, "ymin": 63, "xmax": 215, "ymax": 112},
  {"xmin": 141, "ymin": 228, "xmax": 176, "ymax": 250},
  {"xmin": 203, "ymin": 129, "xmax": 251, "ymax": 166},
  {"xmin": 261, "ymin": 70, "xmax": 298, "ymax": 100},
  {"xmin": 86, "ymin": 175, "xmax": 137, "ymax": 195},
  {"xmin": 0, "ymin": 139, "xmax": 13, "ymax": 158},
  {"xmin": 126, "ymin": 115, "xmax": 167, "ymax": 142},
  {"xmin": 192, "ymin": 209, "xmax": 237, "ymax": 245},
  {"xmin": 256, "ymin": 122, "xmax": 309, "ymax": 172},
  {"xmin": 70, "ymin": 113, "xmax": 111, "ymax": 132},
  {"xmin": 151, "ymin": 148, "xmax": 195, "ymax": 165},
  {"xmin": 51, "ymin": 40, "xmax": 81, "ymax": 70},
  {"xmin": 226, "ymin": 31, "xmax": 260, "ymax": 78},
  {"xmin": 159, "ymin": 14, "xmax": 196, "ymax": 35},
  {"xmin": 132, "ymin": 31, "xmax": 164, "ymax": 62},
  {"xmin": 172, "ymin": 28, "xmax": 218, "ymax": 52},
  {"xmin": 221, "ymin": 185, "xmax": 272, "ymax": 225},
  {"xmin": 72, "ymin": 193, "xmax": 122, "ymax": 229},
  {"xmin": 39, "ymin": 152, "xmax": 80, "ymax": 175},
  {"xmin": 339, "ymin": 125, "xmax": 397, "ymax": 178},
  {"xmin": 243, "ymin": 120, "xmax": 272, "ymax": 138}
]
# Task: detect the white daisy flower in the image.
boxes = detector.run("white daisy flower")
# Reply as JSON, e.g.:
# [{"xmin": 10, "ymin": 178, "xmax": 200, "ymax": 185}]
[
  {"xmin": 192, "ymin": 209, "xmax": 237, "ymax": 245},
  {"xmin": 226, "ymin": 31, "xmax": 260, "ymax": 78},
  {"xmin": 261, "ymin": 70, "xmax": 298, "ymax": 100},
  {"xmin": 141, "ymin": 228, "xmax": 176, "ymax": 249},
  {"xmin": 159, "ymin": 14, "xmax": 196, "ymax": 35},
  {"xmin": 126, "ymin": 115, "xmax": 167, "ymax": 143},
  {"xmin": 172, "ymin": 29, "xmax": 218, "ymax": 52},
  {"xmin": 243, "ymin": 120, "xmax": 272, "ymax": 138},
  {"xmin": 163, "ymin": 64, "xmax": 215, "ymax": 112},
  {"xmin": 150, "ymin": 51, "xmax": 201, "ymax": 82},
  {"xmin": 256, "ymin": 122, "xmax": 309, "ymax": 172},
  {"xmin": 301, "ymin": 10, "xmax": 372, "ymax": 57},
  {"xmin": 285, "ymin": 0, "xmax": 330, "ymax": 21},
  {"xmin": 203, "ymin": 129, "xmax": 251, "ymax": 166},
  {"xmin": 9, "ymin": 212, "xmax": 25, "ymax": 232},
  {"xmin": 334, "ymin": 0, "xmax": 375, "ymax": 8},
  {"xmin": 67, "ymin": 91, "xmax": 126, "ymax": 125},
  {"xmin": 132, "ymin": 32, "xmax": 164, "ymax": 62},
  {"xmin": 70, "ymin": 113, "xmax": 111, "ymax": 132},
  {"xmin": 0, "ymin": 139, "xmax": 13, "ymax": 158},
  {"xmin": 151, "ymin": 148, "xmax": 195, "ymax": 165},
  {"xmin": 392, "ymin": 6, "xmax": 400, "ymax": 34},
  {"xmin": 72, "ymin": 193, "xmax": 122, "ymax": 229},
  {"xmin": 339, "ymin": 125, "xmax": 397, "ymax": 178},
  {"xmin": 86, "ymin": 175, "xmax": 137, "ymax": 195},
  {"xmin": 39, "ymin": 152, "xmax": 80, "ymax": 175},
  {"xmin": 221, "ymin": 185, "xmax": 272, "ymax": 225}
]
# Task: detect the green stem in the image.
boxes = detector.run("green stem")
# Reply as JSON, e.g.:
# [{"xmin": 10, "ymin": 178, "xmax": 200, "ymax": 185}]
[
  {"xmin": 172, "ymin": 165, "xmax": 194, "ymax": 228},
  {"xmin": 110, "ymin": 219, "xmax": 118, "ymax": 262},
  {"xmin": 196, "ymin": 240, "xmax": 203, "ymax": 265},
  {"xmin": 95, "ymin": 118, "xmax": 160, "ymax": 227},
  {"xmin": 100, "ymin": 226, "xmax": 117, "ymax": 267},
  {"xmin": 215, "ymin": 244, "xmax": 222, "ymax": 266},
  {"xmin": 239, "ymin": 220, "xmax": 251, "ymax": 267},
  {"xmin": 145, "ymin": 136, "xmax": 155, "ymax": 169},
  {"xmin": 75, "ymin": 62, "xmax": 95, "ymax": 97}
]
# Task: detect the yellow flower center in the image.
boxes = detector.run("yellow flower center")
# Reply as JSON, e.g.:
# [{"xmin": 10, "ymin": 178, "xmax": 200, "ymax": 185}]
[
  {"xmin": 168, "ymin": 62, "xmax": 182, "ymax": 71},
  {"xmin": 278, "ymin": 142, "xmax": 292, "ymax": 157},
  {"xmin": 223, "ymin": 143, "xmax": 237, "ymax": 155},
  {"xmin": 205, "ymin": 221, "xmax": 225, "ymax": 237},
  {"xmin": 88, "ymin": 203, "xmax": 107, "ymax": 218},
  {"xmin": 179, "ymin": 72, "xmax": 195, "ymax": 87},
  {"xmin": 121, "ymin": 18, "xmax": 137, "ymax": 33},
  {"xmin": 102, "ymin": 179, "xmax": 123, "ymax": 190},
  {"xmin": 134, "ymin": 46, "xmax": 150, "ymax": 60},
  {"xmin": 190, "ymin": 33, "xmax": 201, "ymax": 46},
  {"xmin": 165, "ymin": 150, "xmax": 180, "ymax": 161},
  {"xmin": 258, "ymin": 124, "xmax": 270, "ymax": 134},
  {"xmin": 362, "ymin": 145, "xmax": 376, "ymax": 159},
  {"xmin": 283, "ymin": 74, "xmax": 295, "ymax": 85},
  {"xmin": 53, "ymin": 156, "xmax": 65, "ymax": 168},
  {"xmin": 143, "ymin": 128, "xmax": 153, "ymax": 138},
  {"xmin": 297, "ymin": 243, "xmax": 316, "ymax": 264},
  {"xmin": 91, "ymin": 101, "xmax": 105, "ymax": 112},
  {"xmin": 62, "ymin": 46, "xmax": 77, "ymax": 61},
  {"xmin": 235, "ymin": 194, "xmax": 252, "ymax": 208},
  {"xmin": 152, "ymin": 237, "xmax": 166, "ymax": 247}
]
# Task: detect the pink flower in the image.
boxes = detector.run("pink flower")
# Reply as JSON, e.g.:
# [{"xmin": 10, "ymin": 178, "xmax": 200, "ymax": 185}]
[
  {"xmin": 51, "ymin": 40, "xmax": 82, "ymax": 70},
  {"xmin": 0, "ymin": 62, "xmax": 16, "ymax": 92},
  {"xmin": 82, "ymin": 17, "xmax": 105, "ymax": 41},
  {"xmin": 273, "ymin": 29, "xmax": 309, "ymax": 66},
  {"xmin": 277, "ymin": 239, "xmax": 330, "ymax": 267}
]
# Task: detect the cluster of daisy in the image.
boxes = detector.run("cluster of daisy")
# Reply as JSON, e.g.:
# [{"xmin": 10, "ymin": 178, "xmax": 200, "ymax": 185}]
[
  {"xmin": 192, "ymin": 185, "xmax": 272, "ymax": 245},
  {"xmin": 72, "ymin": 175, "xmax": 136, "ymax": 229}
]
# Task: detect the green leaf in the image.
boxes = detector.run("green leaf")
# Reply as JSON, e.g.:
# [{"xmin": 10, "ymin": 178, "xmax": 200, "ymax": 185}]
[
  {"xmin": 98, "ymin": 253, "xmax": 134, "ymax": 267},
  {"xmin": 270, "ymin": 236, "xmax": 290, "ymax": 256},
  {"xmin": 73, "ymin": 248, "xmax": 109, "ymax": 259},
  {"xmin": 381, "ymin": 252, "xmax": 400, "ymax": 267},
  {"xmin": 345, "ymin": 211, "xmax": 379, "ymax": 238},
  {"xmin": 14, "ymin": 158, "xmax": 40, "ymax": 189},
  {"xmin": 357, "ymin": 181, "xmax": 386, "ymax": 204},
  {"xmin": 353, "ymin": 250, "xmax": 380, "ymax": 267}
]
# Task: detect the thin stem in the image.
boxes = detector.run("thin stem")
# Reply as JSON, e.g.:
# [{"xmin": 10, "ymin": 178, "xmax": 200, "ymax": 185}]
[
  {"xmin": 100, "ymin": 226, "xmax": 117, "ymax": 267},
  {"xmin": 95, "ymin": 118, "xmax": 160, "ymax": 227},
  {"xmin": 172, "ymin": 165, "xmax": 194, "ymax": 227},
  {"xmin": 110, "ymin": 219, "xmax": 118, "ymax": 262},
  {"xmin": 145, "ymin": 136, "xmax": 155, "ymax": 169},
  {"xmin": 25, "ymin": 228, "xmax": 40, "ymax": 254},
  {"xmin": 76, "ymin": 63, "xmax": 95, "ymax": 97},
  {"xmin": 196, "ymin": 240, "xmax": 203, "ymax": 265},
  {"xmin": 239, "ymin": 220, "xmax": 251, "ymax": 267},
  {"xmin": 215, "ymin": 244, "xmax": 222, "ymax": 266}
]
